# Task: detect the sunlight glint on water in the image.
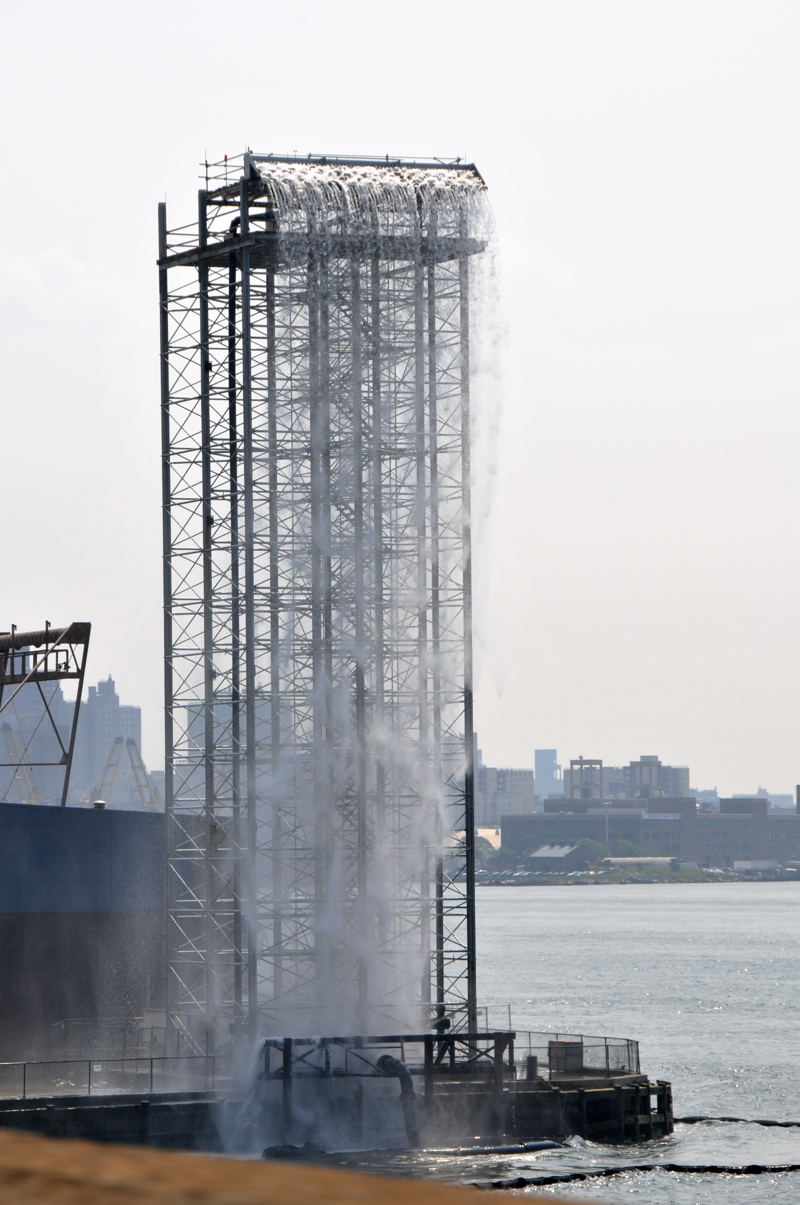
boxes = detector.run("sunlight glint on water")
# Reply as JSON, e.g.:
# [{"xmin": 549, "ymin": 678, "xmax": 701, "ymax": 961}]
[{"xmin": 359, "ymin": 883, "xmax": 800, "ymax": 1203}]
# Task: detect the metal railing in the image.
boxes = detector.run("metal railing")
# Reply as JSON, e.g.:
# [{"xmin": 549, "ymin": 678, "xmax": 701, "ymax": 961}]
[
  {"xmin": 0, "ymin": 1029, "xmax": 641, "ymax": 1101},
  {"xmin": 514, "ymin": 1031, "xmax": 640, "ymax": 1080},
  {"xmin": 0, "ymin": 1055, "xmax": 226, "ymax": 1100},
  {"xmin": 260, "ymin": 1031, "xmax": 515, "ymax": 1080}
]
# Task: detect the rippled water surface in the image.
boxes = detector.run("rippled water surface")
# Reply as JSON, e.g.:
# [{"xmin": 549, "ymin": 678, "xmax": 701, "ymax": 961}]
[
  {"xmin": 478, "ymin": 882, "xmax": 800, "ymax": 1116},
  {"xmin": 360, "ymin": 884, "xmax": 800, "ymax": 1202}
]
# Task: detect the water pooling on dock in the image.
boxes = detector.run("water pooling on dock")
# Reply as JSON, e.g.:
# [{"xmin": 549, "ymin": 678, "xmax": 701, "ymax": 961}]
[{"xmin": 316, "ymin": 883, "xmax": 800, "ymax": 1202}]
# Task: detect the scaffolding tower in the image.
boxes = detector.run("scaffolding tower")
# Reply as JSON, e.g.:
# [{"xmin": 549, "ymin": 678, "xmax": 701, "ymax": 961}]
[{"xmin": 158, "ymin": 153, "xmax": 489, "ymax": 1049}]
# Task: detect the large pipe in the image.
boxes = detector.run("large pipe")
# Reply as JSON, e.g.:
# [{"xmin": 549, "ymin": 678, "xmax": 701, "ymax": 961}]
[
  {"xmin": 376, "ymin": 1055, "xmax": 420, "ymax": 1148},
  {"xmin": 0, "ymin": 624, "xmax": 90, "ymax": 652}
]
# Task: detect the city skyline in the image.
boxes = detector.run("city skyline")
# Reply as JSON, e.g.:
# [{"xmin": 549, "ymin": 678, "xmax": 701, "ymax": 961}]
[
  {"xmin": 477, "ymin": 737, "xmax": 795, "ymax": 807},
  {"xmin": 8, "ymin": 654, "xmax": 793, "ymax": 803}
]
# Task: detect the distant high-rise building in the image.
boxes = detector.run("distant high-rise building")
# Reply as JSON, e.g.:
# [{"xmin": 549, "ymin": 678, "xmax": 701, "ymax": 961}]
[
  {"xmin": 70, "ymin": 677, "xmax": 153, "ymax": 809},
  {"xmin": 601, "ymin": 766, "xmax": 628, "ymax": 799},
  {"xmin": 2, "ymin": 674, "xmax": 159, "ymax": 810},
  {"xmin": 625, "ymin": 756, "xmax": 690, "ymax": 799},
  {"xmin": 546, "ymin": 753, "xmax": 691, "ymax": 802},
  {"xmin": 628, "ymin": 755, "xmax": 662, "ymax": 798},
  {"xmin": 475, "ymin": 741, "xmax": 535, "ymax": 827},
  {"xmin": 567, "ymin": 758, "xmax": 603, "ymax": 800},
  {"xmin": 662, "ymin": 764, "xmax": 690, "ymax": 798},
  {"xmin": 535, "ymin": 750, "xmax": 563, "ymax": 799}
]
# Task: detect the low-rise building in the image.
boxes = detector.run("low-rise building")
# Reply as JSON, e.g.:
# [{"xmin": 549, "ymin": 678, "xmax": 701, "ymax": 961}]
[
  {"xmin": 502, "ymin": 806, "xmax": 649, "ymax": 856},
  {"xmin": 526, "ymin": 845, "xmax": 588, "ymax": 873},
  {"xmin": 697, "ymin": 798, "xmax": 769, "ymax": 867},
  {"xmin": 641, "ymin": 814, "xmax": 683, "ymax": 859},
  {"xmin": 505, "ymin": 793, "xmax": 800, "ymax": 869},
  {"xmin": 768, "ymin": 814, "xmax": 800, "ymax": 863}
]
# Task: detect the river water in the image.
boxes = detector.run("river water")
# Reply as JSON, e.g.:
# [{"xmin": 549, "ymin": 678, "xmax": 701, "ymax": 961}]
[
  {"xmin": 350, "ymin": 882, "xmax": 800, "ymax": 1201},
  {"xmin": 474, "ymin": 881, "xmax": 800, "ymax": 1199}
]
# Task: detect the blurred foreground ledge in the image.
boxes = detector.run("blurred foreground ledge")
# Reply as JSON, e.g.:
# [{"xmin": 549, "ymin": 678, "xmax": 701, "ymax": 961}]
[{"xmin": 0, "ymin": 1128, "xmax": 570, "ymax": 1204}]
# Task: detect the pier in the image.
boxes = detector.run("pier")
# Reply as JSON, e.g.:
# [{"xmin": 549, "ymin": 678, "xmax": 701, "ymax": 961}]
[{"xmin": 0, "ymin": 1030, "xmax": 672, "ymax": 1151}]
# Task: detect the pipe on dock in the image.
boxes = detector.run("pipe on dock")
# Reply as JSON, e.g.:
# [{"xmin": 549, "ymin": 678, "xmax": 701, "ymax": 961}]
[{"xmin": 376, "ymin": 1055, "xmax": 420, "ymax": 1148}]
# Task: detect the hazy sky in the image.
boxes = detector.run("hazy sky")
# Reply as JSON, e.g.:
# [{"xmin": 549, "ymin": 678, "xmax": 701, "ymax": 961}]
[{"xmin": 2, "ymin": 1, "xmax": 799, "ymax": 795}]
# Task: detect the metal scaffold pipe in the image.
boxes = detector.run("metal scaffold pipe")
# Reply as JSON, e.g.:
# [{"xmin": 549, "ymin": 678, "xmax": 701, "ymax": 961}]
[{"xmin": 157, "ymin": 153, "xmax": 490, "ymax": 1051}]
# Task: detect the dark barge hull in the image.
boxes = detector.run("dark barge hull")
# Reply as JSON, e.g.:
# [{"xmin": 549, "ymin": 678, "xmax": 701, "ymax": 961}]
[
  {"xmin": 0, "ymin": 1091, "xmax": 220, "ymax": 1150},
  {"xmin": 425, "ymin": 1074, "xmax": 673, "ymax": 1145},
  {"xmin": 0, "ymin": 1076, "xmax": 672, "ymax": 1151}
]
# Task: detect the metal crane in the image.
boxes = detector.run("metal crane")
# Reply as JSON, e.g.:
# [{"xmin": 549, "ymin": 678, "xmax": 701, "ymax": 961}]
[
  {"xmin": 93, "ymin": 738, "xmax": 161, "ymax": 812},
  {"xmin": 1, "ymin": 723, "xmax": 43, "ymax": 805}
]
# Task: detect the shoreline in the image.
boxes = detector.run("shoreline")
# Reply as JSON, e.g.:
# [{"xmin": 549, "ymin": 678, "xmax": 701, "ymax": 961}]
[{"xmin": 478, "ymin": 873, "xmax": 799, "ymax": 887}]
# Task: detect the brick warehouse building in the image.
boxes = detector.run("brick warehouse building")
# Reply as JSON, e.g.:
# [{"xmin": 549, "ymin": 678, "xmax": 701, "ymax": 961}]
[{"xmin": 502, "ymin": 795, "xmax": 800, "ymax": 869}]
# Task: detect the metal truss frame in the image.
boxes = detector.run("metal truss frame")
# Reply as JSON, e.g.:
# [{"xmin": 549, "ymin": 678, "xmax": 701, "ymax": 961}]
[
  {"xmin": 0, "ymin": 623, "xmax": 91, "ymax": 807},
  {"xmin": 158, "ymin": 155, "xmax": 487, "ymax": 1050}
]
